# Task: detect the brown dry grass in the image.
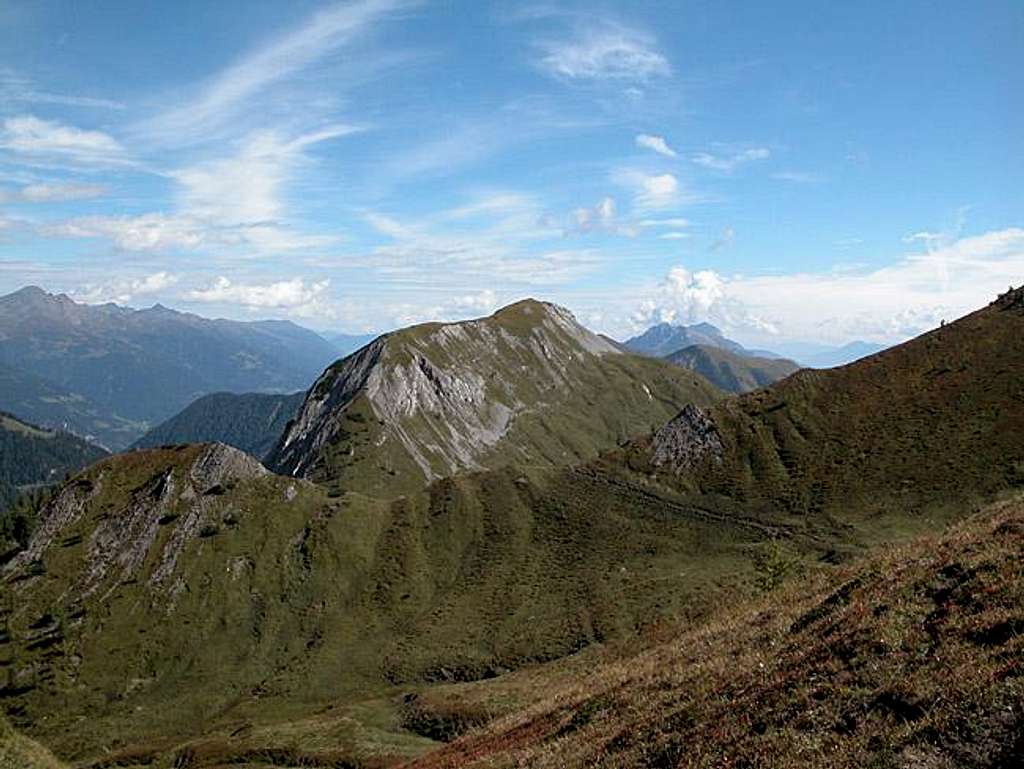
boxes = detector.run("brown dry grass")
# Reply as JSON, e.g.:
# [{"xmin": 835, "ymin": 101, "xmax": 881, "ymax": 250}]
[{"xmin": 405, "ymin": 496, "xmax": 1024, "ymax": 769}]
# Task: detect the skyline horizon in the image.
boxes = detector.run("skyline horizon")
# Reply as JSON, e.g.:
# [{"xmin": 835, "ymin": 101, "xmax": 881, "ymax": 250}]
[{"xmin": 0, "ymin": 1, "xmax": 1020, "ymax": 346}]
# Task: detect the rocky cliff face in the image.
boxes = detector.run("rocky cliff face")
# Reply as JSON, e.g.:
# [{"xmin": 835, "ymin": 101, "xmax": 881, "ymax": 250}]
[
  {"xmin": 6, "ymin": 444, "xmax": 270, "ymax": 600},
  {"xmin": 268, "ymin": 299, "xmax": 719, "ymax": 495}
]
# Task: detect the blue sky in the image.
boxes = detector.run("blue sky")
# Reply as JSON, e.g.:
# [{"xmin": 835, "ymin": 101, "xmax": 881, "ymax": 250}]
[{"xmin": 0, "ymin": 0, "xmax": 1021, "ymax": 346}]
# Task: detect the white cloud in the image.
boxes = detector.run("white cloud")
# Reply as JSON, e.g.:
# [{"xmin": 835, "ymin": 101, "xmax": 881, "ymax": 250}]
[
  {"xmin": 174, "ymin": 126, "xmax": 356, "ymax": 227},
  {"xmin": 0, "ymin": 115, "xmax": 124, "ymax": 165},
  {"xmin": 632, "ymin": 227, "xmax": 1024, "ymax": 344},
  {"xmin": 659, "ymin": 232, "xmax": 690, "ymax": 240},
  {"xmin": 538, "ymin": 23, "xmax": 670, "ymax": 81},
  {"xmin": 143, "ymin": 0, "xmax": 410, "ymax": 144},
  {"xmin": 635, "ymin": 133, "xmax": 676, "ymax": 158},
  {"xmin": 0, "ymin": 182, "xmax": 107, "ymax": 203},
  {"xmin": 45, "ymin": 214, "xmax": 207, "ymax": 251},
  {"xmin": 614, "ymin": 170, "xmax": 685, "ymax": 210},
  {"xmin": 633, "ymin": 265, "xmax": 774, "ymax": 334},
  {"xmin": 691, "ymin": 147, "xmax": 770, "ymax": 173},
  {"xmin": 73, "ymin": 271, "xmax": 178, "ymax": 305},
  {"xmin": 0, "ymin": 69, "xmax": 124, "ymax": 110},
  {"xmin": 185, "ymin": 276, "xmax": 333, "ymax": 318},
  {"xmin": 568, "ymin": 196, "xmax": 634, "ymax": 235},
  {"xmin": 638, "ymin": 217, "xmax": 690, "ymax": 228},
  {"xmin": 772, "ymin": 170, "xmax": 821, "ymax": 184}
]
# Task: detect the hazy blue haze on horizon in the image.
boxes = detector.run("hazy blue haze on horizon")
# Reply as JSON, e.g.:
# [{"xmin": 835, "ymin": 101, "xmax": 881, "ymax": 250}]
[{"xmin": 0, "ymin": 0, "xmax": 1020, "ymax": 347}]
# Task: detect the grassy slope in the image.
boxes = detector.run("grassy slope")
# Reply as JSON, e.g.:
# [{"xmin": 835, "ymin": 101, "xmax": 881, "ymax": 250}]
[
  {"xmin": 614, "ymin": 290, "xmax": 1024, "ymax": 539},
  {"xmin": 0, "ymin": 714, "xmax": 65, "ymax": 769},
  {"xmin": 271, "ymin": 300, "xmax": 721, "ymax": 499},
  {"xmin": 1, "ymin": 449, "xmax": 784, "ymax": 765},
  {"xmin": 4, "ymin": 292, "xmax": 1023, "ymax": 766},
  {"xmin": 665, "ymin": 344, "xmax": 800, "ymax": 394},
  {"xmin": 405, "ymin": 495, "xmax": 1024, "ymax": 769}
]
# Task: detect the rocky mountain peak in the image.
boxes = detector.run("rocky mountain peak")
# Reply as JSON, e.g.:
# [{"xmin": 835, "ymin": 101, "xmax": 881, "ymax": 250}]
[{"xmin": 267, "ymin": 299, "xmax": 714, "ymax": 494}]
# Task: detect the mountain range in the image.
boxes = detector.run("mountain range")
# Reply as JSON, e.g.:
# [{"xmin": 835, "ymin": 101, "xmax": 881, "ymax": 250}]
[
  {"xmin": 0, "ymin": 287, "xmax": 340, "ymax": 449},
  {"xmin": 624, "ymin": 320, "xmax": 886, "ymax": 368},
  {"xmin": 2, "ymin": 288, "xmax": 1021, "ymax": 765}
]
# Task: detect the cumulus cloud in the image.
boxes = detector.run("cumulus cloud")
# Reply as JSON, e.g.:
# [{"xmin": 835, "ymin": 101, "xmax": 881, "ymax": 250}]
[
  {"xmin": 635, "ymin": 133, "xmax": 676, "ymax": 158},
  {"xmin": 0, "ymin": 115, "xmax": 125, "ymax": 165},
  {"xmin": 613, "ymin": 170, "xmax": 686, "ymax": 210},
  {"xmin": 633, "ymin": 266, "xmax": 774, "ymax": 334},
  {"xmin": 538, "ymin": 22, "xmax": 670, "ymax": 81},
  {"xmin": 72, "ymin": 271, "xmax": 178, "ymax": 305},
  {"xmin": 185, "ymin": 276, "xmax": 333, "ymax": 318},
  {"xmin": 632, "ymin": 227, "xmax": 1024, "ymax": 344},
  {"xmin": 567, "ymin": 196, "xmax": 636, "ymax": 236},
  {"xmin": 691, "ymin": 147, "xmax": 770, "ymax": 173}
]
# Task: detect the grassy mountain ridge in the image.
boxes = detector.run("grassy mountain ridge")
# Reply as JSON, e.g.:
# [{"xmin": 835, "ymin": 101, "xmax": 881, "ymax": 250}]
[
  {"xmin": 616, "ymin": 288, "xmax": 1024, "ymax": 528},
  {"xmin": 132, "ymin": 390, "xmax": 305, "ymax": 459},
  {"xmin": 0, "ymin": 444, "xmax": 793, "ymax": 762},
  {"xmin": 665, "ymin": 344, "xmax": 800, "ymax": 394},
  {"xmin": 268, "ymin": 299, "xmax": 721, "ymax": 497}
]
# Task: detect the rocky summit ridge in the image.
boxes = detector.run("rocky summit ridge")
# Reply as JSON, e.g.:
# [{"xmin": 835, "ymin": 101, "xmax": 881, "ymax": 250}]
[{"xmin": 268, "ymin": 298, "xmax": 718, "ymax": 495}]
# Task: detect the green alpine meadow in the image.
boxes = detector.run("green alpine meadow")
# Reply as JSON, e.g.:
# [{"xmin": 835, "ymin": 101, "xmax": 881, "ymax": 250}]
[{"xmin": 0, "ymin": 2, "xmax": 1020, "ymax": 766}]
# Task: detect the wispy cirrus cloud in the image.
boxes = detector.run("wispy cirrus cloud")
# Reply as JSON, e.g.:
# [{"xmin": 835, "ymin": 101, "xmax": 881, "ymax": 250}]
[
  {"xmin": 691, "ymin": 147, "xmax": 770, "ymax": 173},
  {"xmin": 0, "ymin": 115, "xmax": 127, "ymax": 166},
  {"xmin": 140, "ymin": 0, "xmax": 414, "ymax": 145},
  {"xmin": 0, "ymin": 181, "xmax": 107, "ymax": 203},
  {"xmin": 537, "ymin": 21, "xmax": 670, "ymax": 81},
  {"xmin": 0, "ymin": 69, "xmax": 125, "ymax": 110},
  {"xmin": 635, "ymin": 133, "xmax": 676, "ymax": 157}
]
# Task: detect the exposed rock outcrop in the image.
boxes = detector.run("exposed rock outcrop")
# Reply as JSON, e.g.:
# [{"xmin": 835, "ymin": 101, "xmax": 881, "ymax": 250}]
[
  {"xmin": 650, "ymin": 404, "xmax": 724, "ymax": 471},
  {"xmin": 266, "ymin": 299, "xmax": 712, "ymax": 495}
]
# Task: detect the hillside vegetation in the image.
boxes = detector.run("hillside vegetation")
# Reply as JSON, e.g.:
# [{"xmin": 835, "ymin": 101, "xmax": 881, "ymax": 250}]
[
  {"xmin": 133, "ymin": 391, "xmax": 305, "ymax": 459},
  {"xmin": 0, "ymin": 714, "xmax": 65, "ymax": 769},
  {"xmin": 2, "ymin": 291, "xmax": 1022, "ymax": 766},
  {"xmin": 269, "ymin": 299, "xmax": 720, "ymax": 497},
  {"xmin": 406, "ymin": 495, "xmax": 1024, "ymax": 769},
  {"xmin": 665, "ymin": 344, "xmax": 800, "ymax": 394}
]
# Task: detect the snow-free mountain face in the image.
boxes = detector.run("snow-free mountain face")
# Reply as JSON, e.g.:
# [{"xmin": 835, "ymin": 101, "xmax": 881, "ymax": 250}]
[
  {"xmin": 665, "ymin": 345, "xmax": 801, "ymax": 394},
  {"xmin": 4, "ymin": 292, "xmax": 1024, "ymax": 764},
  {"xmin": 132, "ymin": 391, "xmax": 306, "ymax": 461},
  {"xmin": 0, "ymin": 287, "xmax": 340, "ymax": 448},
  {"xmin": 624, "ymin": 321, "xmax": 750, "ymax": 358},
  {"xmin": 268, "ymin": 298, "xmax": 721, "ymax": 496}
]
